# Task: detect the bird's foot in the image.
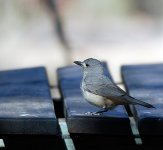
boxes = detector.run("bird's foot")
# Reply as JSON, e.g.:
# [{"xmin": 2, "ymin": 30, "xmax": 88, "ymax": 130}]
[{"xmin": 85, "ymin": 112, "xmax": 102, "ymax": 116}]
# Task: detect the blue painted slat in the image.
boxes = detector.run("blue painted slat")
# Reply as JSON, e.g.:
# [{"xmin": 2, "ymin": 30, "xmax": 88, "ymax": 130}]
[
  {"xmin": 0, "ymin": 67, "xmax": 48, "ymax": 85},
  {"xmin": 0, "ymin": 67, "xmax": 57, "ymax": 135},
  {"xmin": 58, "ymin": 63, "xmax": 133, "ymax": 136},
  {"xmin": 121, "ymin": 64, "xmax": 163, "ymax": 136}
]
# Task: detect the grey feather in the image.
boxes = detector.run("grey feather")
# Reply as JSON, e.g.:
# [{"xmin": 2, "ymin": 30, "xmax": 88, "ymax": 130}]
[
  {"xmin": 74, "ymin": 58, "xmax": 155, "ymax": 109},
  {"xmin": 83, "ymin": 75, "xmax": 126, "ymax": 99},
  {"xmin": 122, "ymin": 94, "xmax": 155, "ymax": 108},
  {"xmin": 84, "ymin": 75, "xmax": 154, "ymax": 108}
]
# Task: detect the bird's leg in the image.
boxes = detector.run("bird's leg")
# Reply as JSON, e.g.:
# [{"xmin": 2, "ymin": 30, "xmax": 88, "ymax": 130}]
[
  {"xmin": 85, "ymin": 106, "xmax": 108, "ymax": 116},
  {"xmin": 94, "ymin": 107, "xmax": 108, "ymax": 115}
]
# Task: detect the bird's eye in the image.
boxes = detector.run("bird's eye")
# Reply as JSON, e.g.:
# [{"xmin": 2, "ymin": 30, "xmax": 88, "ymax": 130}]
[{"xmin": 86, "ymin": 64, "xmax": 89, "ymax": 67}]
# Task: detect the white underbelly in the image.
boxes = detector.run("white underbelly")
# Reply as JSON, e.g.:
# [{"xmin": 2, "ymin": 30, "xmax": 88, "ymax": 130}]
[{"xmin": 82, "ymin": 90, "xmax": 113, "ymax": 108}]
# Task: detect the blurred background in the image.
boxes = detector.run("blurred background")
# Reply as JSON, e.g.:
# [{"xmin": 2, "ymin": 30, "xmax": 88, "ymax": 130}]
[{"xmin": 0, "ymin": 0, "xmax": 163, "ymax": 85}]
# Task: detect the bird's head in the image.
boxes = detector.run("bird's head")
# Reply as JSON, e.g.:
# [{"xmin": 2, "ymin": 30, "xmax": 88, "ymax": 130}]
[{"xmin": 74, "ymin": 58, "xmax": 104, "ymax": 75}]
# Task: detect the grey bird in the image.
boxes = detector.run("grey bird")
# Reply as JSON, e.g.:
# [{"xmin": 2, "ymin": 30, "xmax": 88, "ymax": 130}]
[{"xmin": 74, "ymin": 58, "xmax": 154, "ymax": 115}]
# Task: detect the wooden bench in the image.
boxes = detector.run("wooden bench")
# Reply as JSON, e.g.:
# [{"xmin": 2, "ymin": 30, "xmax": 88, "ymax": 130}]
[{"xmin": 1, "ymin": 63, "xmax": 163, "ymax": 149}]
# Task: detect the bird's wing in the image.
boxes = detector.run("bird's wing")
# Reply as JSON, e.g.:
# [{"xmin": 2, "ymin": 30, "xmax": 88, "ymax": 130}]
[
  {"xmin": 84, "ymin": 75, "xmax": 126, "ymax": 99},
  {"xmin": 84, "ymin": 75, "xmax": 155, "ymax": 108}
]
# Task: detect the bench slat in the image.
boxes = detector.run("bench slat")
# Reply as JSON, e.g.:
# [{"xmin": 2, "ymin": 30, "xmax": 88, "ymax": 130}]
[
  {"xmin": 0, "ymin": 67, "xmax": 57, "ymax": 135},
  {"xmin": 58, "ymin": 64, "xmax": 133, "ymax": 136},
  {"xmin": 122, "ymin": 64, "xmax": 163, "ymax": 143}
]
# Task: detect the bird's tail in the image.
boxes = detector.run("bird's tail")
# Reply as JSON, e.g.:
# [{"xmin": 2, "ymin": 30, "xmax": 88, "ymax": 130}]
[{"xmin": 123, "ymin": 94, "xmax": 155, "ymax": 108}]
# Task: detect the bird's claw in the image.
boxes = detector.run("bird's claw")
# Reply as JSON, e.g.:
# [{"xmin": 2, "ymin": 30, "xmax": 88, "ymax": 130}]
[{"xmin": 85, "ymin": 112, "xmax": 102, "ymax": 116}]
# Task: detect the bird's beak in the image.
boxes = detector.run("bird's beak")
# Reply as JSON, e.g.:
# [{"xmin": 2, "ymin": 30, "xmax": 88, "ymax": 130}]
[{"xmin": 74, "ymin": 61, "xmax": 83, "ymax": 66}]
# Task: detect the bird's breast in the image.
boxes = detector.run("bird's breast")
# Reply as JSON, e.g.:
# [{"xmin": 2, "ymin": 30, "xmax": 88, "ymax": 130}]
[{"xmin": 82, "ymin": 90, "xmax": 114, "ymax": 108}]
